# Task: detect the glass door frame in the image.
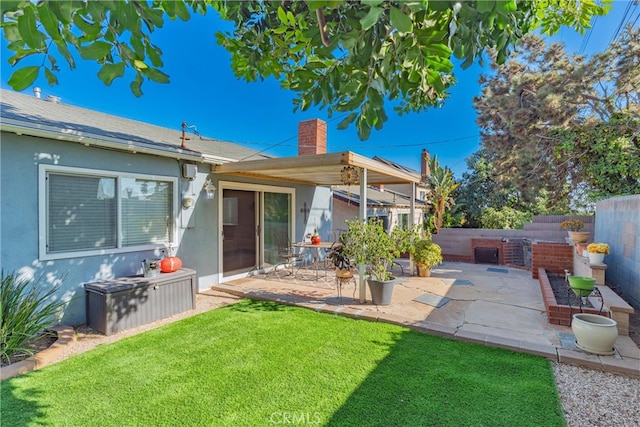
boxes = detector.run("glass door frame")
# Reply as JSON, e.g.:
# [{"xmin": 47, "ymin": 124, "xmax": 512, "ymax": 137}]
[{"xmin": 218, "ymin": 180, "xmax": 295, "ymax": 283}]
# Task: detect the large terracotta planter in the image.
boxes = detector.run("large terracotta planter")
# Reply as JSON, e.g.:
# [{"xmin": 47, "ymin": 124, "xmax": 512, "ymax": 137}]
[
  {"xmin": 567, "ymin": 276, "xmax": 596, "ymax": 297},
  {"xmin": 416, "ymin": 264, "xmax": 432, "ymax": 277},
  {"xmin": 569, "ymin": 231, "xmax": 590, "ymax": 243},
  {"xmin": 572, "ymin": 313, "xmax": 618, "ymax": 355}
]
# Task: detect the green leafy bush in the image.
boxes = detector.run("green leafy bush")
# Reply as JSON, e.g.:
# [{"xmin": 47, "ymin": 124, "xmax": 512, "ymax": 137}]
[
  {"xmin": 342, "ymin": 219, "xmax": 419, "ymax": 281},
  {"xmin": 411, "ymin": 239, "xmax": 443, "ymax": 268},
  {"xmin": 1, "ymin": 271, "xmax": 67, "ymax": 364},
  {"xmin": 480, "ymin": 207, "xmax": 532, "ymax": 230}
]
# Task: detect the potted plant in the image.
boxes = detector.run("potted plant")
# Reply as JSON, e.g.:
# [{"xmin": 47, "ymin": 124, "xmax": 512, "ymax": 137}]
[
  {"xmin": 411, "ymin": 239, "xmax": 443, "ymax": 277},
  {"xmin": 586, "ymin": 243, "xmax": 609, "ymax": 264},
  {"xmin": 327, "ymin": 242, "xmax": 352, "ymax": 278},
  {"xmin": 560, "ymin": 219, "xmax": 589, "ymax": 243},
  {"xmin": 341, "ymin": 219, "xmax": 418, "ymax": 305},
  {"xmin": 311, "ymin": 228, "xmax": 321, "ymax": 245}
]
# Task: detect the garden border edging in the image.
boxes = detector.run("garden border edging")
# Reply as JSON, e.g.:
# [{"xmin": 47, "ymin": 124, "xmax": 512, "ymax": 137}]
[{"xmin": 1, "ymin": 324, "xmax": 76, "ymax": 381}]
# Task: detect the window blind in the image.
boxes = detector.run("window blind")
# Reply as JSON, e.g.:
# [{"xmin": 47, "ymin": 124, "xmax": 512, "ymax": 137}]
[{"xmin": 48, "ymin": 174, "xmax": 117, "ymax": 252}]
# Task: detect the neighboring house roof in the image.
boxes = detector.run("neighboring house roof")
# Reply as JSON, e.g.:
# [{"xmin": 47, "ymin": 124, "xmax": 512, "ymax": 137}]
[
  {"xmin": 373, "ymin": 155, "xmax": 419, "ymax": 176},
  {"xmin": 0, "ymin": 89, "xmax": 271, "ymax": 164},
  {"xmin": 333, "ymin": 185, "xmax": 429, "ymax": 208}
]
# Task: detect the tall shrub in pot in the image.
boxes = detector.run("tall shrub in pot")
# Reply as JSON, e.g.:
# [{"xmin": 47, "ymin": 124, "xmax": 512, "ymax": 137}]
[{"xmin": 341, "ymin": 219, "xmax": 417, "ymax": 304}]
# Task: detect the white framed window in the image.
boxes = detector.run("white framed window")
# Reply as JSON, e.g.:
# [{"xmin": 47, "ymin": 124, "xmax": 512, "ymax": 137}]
[
  {"xmin": 39, "ymin": 165, "xmax": 178, "ymax": 260},
  {"xmin": 398, "ymin": 213, "xmax": 409, "ymax": 229}
]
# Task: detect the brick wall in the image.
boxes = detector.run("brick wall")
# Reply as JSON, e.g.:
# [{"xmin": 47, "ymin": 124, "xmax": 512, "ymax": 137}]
[
  {"xmin": 443, "ymin": 253, "xmax": 474, "ymax": 263},
  {"xmin": 502, "ymin": 239, "xmax": 525, "ymax": 266},
  {"xmin": 531, "ymin": 241, "xmax": 573, "ymax": 278},
  {"xmin": 538, "ymin": 268, "xmax": 602, "ymax": 326}
]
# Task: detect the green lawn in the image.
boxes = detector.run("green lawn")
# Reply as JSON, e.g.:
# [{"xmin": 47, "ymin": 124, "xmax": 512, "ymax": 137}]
[{"xmin": 1, "ymin": 300, "xmax": 565, "ymax": 426}]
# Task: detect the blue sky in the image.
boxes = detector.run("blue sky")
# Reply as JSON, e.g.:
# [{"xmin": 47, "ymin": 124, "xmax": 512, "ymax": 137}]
[{"xmin": 1, "ymin": 1, "xmax": 637, "ymax": 178}]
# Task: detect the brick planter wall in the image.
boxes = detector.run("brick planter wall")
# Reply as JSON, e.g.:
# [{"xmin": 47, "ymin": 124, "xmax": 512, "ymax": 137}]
[
  {"xmin": 538, "ymin": 268, "xmax": 604, "ymax": 326},
  {"xmin": 443, "ymin": 254, "xmax": 474, "ymax": 263},
  {"xmin": 531, "ymin": 241, "xmax": 573, "ymax": 279}
]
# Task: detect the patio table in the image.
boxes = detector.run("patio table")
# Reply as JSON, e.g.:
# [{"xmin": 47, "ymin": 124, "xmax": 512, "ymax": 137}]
[{"xmin": 292, "ymin": 241, "xmax": 333, "ymax": 280}]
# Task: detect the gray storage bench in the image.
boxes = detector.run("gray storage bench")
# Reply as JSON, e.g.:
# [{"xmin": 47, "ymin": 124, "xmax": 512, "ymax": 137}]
[{"xmin": 85, "ymin": 268, "xmax": 196, "ymax": 335}]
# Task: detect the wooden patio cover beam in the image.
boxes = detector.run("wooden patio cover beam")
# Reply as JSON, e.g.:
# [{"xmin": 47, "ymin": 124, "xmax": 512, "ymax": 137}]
[{"xmin": 211, "ymin": 151, "xmax": 421, "ymax": 186}]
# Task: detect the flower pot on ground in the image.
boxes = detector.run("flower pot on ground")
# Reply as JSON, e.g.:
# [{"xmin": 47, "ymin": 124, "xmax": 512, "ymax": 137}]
[
  {"xmin": 341, "ymin": 219, "xmax": 419, "ymax": 305},
  {"xmin": 366, "ymin": 278, "xmax": 396, "ymax": 305},
  {"xmin": 411, "ymin": 239, "xmax": 443, "ymax": 277},
  {"xmin": 571, "ymin": 313, "xmax": 618, "ymax": 355},
  {"xmin": 587, "ymin": 243, "xmax": 609, "ymax": 265},
  {"xmin": 567, "ymin": 276, "xmax": 596, "ymax": 297}
]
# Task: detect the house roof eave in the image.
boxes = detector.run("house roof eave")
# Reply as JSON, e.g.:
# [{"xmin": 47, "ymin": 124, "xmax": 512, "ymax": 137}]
[{"xmin": 1, "ymin": 118, "xmax": 206, "ymax": 162}]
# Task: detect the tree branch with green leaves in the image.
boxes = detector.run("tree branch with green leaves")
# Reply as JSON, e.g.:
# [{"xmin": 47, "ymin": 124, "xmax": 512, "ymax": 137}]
[{"xmin": 1, "ymin": 0, "xmax": 610, "ymax": 139}]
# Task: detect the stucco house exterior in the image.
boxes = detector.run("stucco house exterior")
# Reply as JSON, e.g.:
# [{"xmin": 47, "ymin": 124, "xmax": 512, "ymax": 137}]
[
  {"xmin": 1, "ymin": 89, "xmax": 422, "ymax": 324},
  {"xmin": 332, "ymin": 184, "xmax": 429, "ymax": 235},
  {"xmin": 0, "ymin": 90, "xmax": 333, "ymax": 324}
]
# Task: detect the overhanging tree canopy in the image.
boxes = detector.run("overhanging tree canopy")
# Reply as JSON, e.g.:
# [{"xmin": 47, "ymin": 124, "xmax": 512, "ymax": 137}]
[
  {"xmin": 1, "ymin": 0, "xmax": 610, "ymax": 139},
  {"xmin": 474, "ymin": 28, "xmax": 640, "ymax": 205}
]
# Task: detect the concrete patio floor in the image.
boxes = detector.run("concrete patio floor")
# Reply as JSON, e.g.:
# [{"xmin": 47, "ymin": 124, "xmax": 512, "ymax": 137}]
[{"xmin": 212, "ymin": 261, "xmax": 640, "ymax": 378}]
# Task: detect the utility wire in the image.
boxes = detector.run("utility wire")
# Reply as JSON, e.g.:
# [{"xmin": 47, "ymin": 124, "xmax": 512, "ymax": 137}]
[
  {"xmin": 609, "ymin": 0, "xmax": 635, "ymax": 44},
  {"xmin": 578, "ymin": 15, "xmax": 597, "ymax": 54},
  {"xmin": 181, "ymin": 118, "xmax": 479, "ymax": 154}
]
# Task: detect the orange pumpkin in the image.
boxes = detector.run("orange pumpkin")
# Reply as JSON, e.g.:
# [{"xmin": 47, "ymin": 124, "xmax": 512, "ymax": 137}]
[{"xmin": 160, "ymin": 256, "xmax": 182, "ymax": 273}]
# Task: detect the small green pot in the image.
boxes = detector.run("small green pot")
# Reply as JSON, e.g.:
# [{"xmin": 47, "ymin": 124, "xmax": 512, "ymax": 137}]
[{"xmin": 568, "ymin": 276, "xmax": 596, "ymax": 297}]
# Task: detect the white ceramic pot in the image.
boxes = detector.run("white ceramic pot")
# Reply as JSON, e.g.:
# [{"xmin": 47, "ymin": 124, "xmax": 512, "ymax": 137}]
[
  {"xmin": 571, "ymin": 313, "xmax": 618, "ymax": 355},
  {"xmin": 588, "ymin": 252, "xmax": 605, "ymax": 264}
]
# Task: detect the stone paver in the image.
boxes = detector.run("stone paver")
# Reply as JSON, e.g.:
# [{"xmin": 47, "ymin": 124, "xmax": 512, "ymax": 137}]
[{"xmin": 214, "ymin": 261, "xmax": 640, "ymax": 378}]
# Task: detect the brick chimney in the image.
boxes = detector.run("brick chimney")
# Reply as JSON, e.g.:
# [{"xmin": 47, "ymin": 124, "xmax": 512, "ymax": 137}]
[
  {"xmin": 298, "ymin": 119, "xmax": 327, "ymax": 155},
  {"xmin": 421, "ymin": 148, "xmax": 431, "ymax": 179}
]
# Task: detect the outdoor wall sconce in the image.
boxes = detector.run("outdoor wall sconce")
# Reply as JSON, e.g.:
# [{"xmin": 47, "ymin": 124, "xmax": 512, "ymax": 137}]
[{"xmin": 204, "ymin": 179, "xmax": 217, "ymax": 200}]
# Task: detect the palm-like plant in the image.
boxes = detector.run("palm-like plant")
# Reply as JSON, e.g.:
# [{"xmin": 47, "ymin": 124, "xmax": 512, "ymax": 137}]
[
  {"xmin": 1, "ymin": 272, "xmax": 68, "ymax": 364},
  {"xmin": 423, "ymin": 155, "xmax": 459, "ymax": 231}
]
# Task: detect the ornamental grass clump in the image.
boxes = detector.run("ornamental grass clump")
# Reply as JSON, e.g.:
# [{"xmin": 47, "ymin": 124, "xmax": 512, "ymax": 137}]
[
  {"xmin": 0, "ymin": 271, "xmax": 68, "ymax": 364},
  {"xmin": 587, "ymin": 243, "xmax": 610, "ymax": 254},
  {"xmin": 559, "ymin": 219, "xmax": 584, "ymax": 232}
]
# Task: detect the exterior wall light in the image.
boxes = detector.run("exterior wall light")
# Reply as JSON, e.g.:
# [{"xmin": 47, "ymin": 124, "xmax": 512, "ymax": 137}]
[{"xmin": 204, "ymin": 179, "xmax": 217, "ymax": 200}]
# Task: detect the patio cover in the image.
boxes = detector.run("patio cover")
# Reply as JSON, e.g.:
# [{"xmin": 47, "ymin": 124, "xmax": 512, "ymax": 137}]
[
  {"xmin": 212, "ymin": 150, "xmax": 422, "ymax": 302},
  {"xmin": 211, "ymin": 151, "xmax": 421, "ymax": 186}
]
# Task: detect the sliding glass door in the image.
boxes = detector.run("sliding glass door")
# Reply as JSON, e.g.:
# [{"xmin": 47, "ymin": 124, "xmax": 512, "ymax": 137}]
[
  {"xmin": 222, "ymin": 189, "xmax": 257, "ymax": 277},
  {"xmin": 263, "ymin": 192, "xmax": 292, "ymax": 268},
  {"xmin": 220, "ymin": 182, "xmax": 294, "ymax": 281}
]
